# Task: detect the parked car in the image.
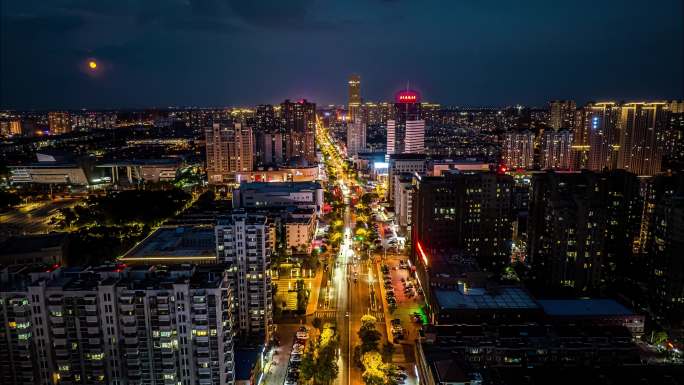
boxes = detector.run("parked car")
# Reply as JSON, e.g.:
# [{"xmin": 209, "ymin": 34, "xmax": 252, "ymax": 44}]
[{"xmin": 296, "ymin": 326, "xmax": 309, "ymax": 340}]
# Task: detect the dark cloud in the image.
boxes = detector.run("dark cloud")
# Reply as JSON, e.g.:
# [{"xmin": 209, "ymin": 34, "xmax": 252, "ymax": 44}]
[{"xmin": 0, "ymin": 0, "xmax": 682, "ymax": 109}]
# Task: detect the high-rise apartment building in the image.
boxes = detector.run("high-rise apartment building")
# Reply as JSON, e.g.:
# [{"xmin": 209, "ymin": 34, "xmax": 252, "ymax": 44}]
[
  {"xmin": 346, "ymin": 118, "xmax": 366, "ymax": 156},
  {"xmin": 215, "ymin": 213, "xmax": 273, "ymax": 338},
  {"xmin": 48, "ymin": 112, "xmax": 71, "ymax": 135},
  {"xmin": 646, "ymin": 174, "xmax": 684, "ymax": 321},
  {"xmin": 616, "ymin": 102, "xmax": 668, "ymax": 176},
  {"xmin": 412, "ymin": 170, "xmax": 513, "ymax": 272},
  {"xmin": 548, "ymin": 100, "xmax": 576, "ymax": 129},
  {"xmin": 528, "ymin": 170, "xmax": 642, "ymax": 292},
  {"xmin": 584, "ymin": 102, "xmax": 621, "ymax": 171},
  {"xmin": 362, "ymin": 102, "xmax": 393, "ymax": 126},
  {"xmin": 0, "ymin": 265, "xmax": 236, "ymax": 385},
  {"xmin": 387, "ymin": 90, "xmax": 425, "ymax": 158},
  {"xmin": 205, "ymin": 122, "xmax": 254, "ymax": 184},
  {"xmin": 541, "ymin": 129, "xmax": 573, "ymax": 170},
  {"xmin": 501, "ymin": 130, "xmax": 535, "ymax": 169},
  {"xmin": 571, "ymin": 109, "xmax": 591, "ymax": 170},
  {"xmin": 0, "ymin": 120, "xmax": 22, "ymax": 136},
  {"xmin": 348, "ymin": 74, "xmax": 361, "ymax": 123},
  {"xmin": 281, "ymin": 99, "xmax": 316, "ymax": 164},
  {"xmin": 664, "ymin": 111, "xmax": 684, "ymax": 166}
]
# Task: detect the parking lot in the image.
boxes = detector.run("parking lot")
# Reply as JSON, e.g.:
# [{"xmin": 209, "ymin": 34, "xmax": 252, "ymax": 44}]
[
  {"xmin": 379, "ymin": 257, "xmax": 427, "ymax": 344},
  {"xmin": 283, "ymin": 326, "xmax": 309, "ymax": 385}
]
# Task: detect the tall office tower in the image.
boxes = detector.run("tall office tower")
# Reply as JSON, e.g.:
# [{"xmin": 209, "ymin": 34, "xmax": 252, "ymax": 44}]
[
  {"xmin": 348, "ymin": 74, "xmax": 361, "ymax": 123},
  {"xmin": 548, "ymin": 100, "xmax": 577, "ymax": 129},
  {"xmin": 541, "ymin": 129, "xmax": 573, "ymax": 169},
  {"xmin": 0, "ymin": 265, "xmax": 236, "ymax": 385},
  {"xmin": 646, "ymin": 174, "xmax": 684, "ymax": 321},
  {"xmin": 412, "ymin": 170, "xmax": 513, "ymax": 273},
  {"xmin": 527, "ymin": 170, "xmax": 642, "ymax": 292},
  {"xmin": 48, "ymin": 112, "xmax": 71, "ymax": 135},
  {"xmin": 281, "ymin": 99, "xmax": 316, "ymax": 164},
  {"xmin": 386, "ymin": 90, "xmax": 425, "ymax": 158},
  {"xmin": 346, "ymin": 118, "xmax": 366, "ymax": 156},
  {"xmin": 215, "ymin": 213, "xmax": 273, "ymax": 338},
  {"xmin": 585, "ymin": 102, "xmax": 621, "ymax": 171},
  {"xmin": 501, "ymin": 130, "xmax": 535, "ymax": 169},
  {"xmin": 205, "ymin": 122, "xmax": 254, "ymax": 184},
  {"xmin": 616, "ymin": 102, "xmax": 668, "ymax": 176},
  {"xmin": 386, "ymin": 119, "xmax": 396, "ymax": 160}
]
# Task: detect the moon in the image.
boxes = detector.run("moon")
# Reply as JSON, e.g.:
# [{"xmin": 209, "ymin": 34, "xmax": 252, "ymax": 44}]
[{"xmin": 88, "ymin": 60, "xmax": 98, "ymax": 70}]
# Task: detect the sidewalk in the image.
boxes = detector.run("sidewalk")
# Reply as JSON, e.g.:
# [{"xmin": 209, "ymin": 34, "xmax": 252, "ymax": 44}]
[{"xmin": 306, "ymin": 268, "xmax": 324, "ymax": 315}]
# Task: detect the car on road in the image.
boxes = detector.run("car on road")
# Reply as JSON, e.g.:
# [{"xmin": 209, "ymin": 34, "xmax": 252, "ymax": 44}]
[
  {"xmin": 296, "ymin": 326, "xmax": 309, "ymax": 340},
  {"xmin": 290, "ymin": 353, "xmax": 302, "ymax": 362}
]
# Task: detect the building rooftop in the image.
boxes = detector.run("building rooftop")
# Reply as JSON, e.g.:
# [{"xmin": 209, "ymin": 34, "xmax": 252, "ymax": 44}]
[
  {"xmin": 537, "ymin": 299, "xmax": 634, "ymax": 317},
  {"xmin": 238, "ymin": 181, "xmax": 322, "ymax": 191},
  {"xmin": 121, "ymin": 226, "xmax": 216, "ymax": 264},
  {"xmin": 434, "ymin": 286, "xmax": 539, "ymax": 311},
  {"xmin": 0, "ymin": 233, "xmax": 66, "ymax": 256}
]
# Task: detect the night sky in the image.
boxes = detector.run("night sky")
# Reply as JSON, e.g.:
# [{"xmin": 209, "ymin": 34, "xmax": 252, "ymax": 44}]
[{"xmin": 1, "ymin": 0, "xmax": 682, "ymax": 109}]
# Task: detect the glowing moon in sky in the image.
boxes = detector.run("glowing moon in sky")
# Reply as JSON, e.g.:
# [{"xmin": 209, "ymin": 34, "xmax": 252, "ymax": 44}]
[{"xmin": 88, "ymin": 60, "xmax": 98, "ymax": 70}]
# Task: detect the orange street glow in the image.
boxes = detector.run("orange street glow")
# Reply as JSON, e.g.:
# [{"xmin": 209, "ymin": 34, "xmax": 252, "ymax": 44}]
[
  {"xmin": 416, "ymin": 240, "xmax": 429, "ymax": 266},
  {"xmin": 88, "ymin": 60, "xmax": 98, "ymax": 69}
]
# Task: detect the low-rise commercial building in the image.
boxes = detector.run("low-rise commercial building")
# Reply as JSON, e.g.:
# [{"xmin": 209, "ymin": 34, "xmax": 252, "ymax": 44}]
[{"xmin": 232, "ymin": 181, "xmax": 324, "ymax": 214}]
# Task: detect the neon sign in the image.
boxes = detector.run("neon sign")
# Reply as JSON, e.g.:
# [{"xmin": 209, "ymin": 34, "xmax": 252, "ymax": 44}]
[
  {"xmin": 395, "ymin": 90, "xmax": 420, "ymax": 103},
  {"xmin": 416, "ymin": 240, "xmax": 429, "ymax": 266}
]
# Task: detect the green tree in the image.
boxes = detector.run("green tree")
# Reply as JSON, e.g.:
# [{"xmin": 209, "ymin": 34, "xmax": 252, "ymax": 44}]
[
  {"xmin": 358, "ymin": 315, "xmax": 381, "ymax": 353},
  {"xmin": 381, "ymin": 342, "xmax": 395, "ymax": 362},
  {"xmin": 312, "ymin": 317, "xmax": 323, "ymax": 332},
  {"xmin": 296, "ymin": 279, "xmax": 308, "ymax": 314}
]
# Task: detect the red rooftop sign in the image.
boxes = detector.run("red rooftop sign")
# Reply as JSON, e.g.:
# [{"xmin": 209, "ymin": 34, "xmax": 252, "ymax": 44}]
[{"xmin": 395, "ymin": 90, "xmax": 420, "ymax": 103}]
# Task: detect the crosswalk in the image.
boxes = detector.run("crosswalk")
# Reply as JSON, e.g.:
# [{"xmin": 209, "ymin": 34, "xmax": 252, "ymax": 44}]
[
  {"xmin": 312, "ymin": 310, "xmax": 337, "ymax": 320},
  {"xmin": 369, "ymin": 310, "xmax": 385, "ymax": 322},
  {"xmin": 312, "ymin": 309, "xmax": 385, "ymax": 322}
]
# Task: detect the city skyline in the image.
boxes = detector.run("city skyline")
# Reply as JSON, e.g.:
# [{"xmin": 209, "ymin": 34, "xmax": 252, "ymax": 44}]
[
  {"xmin": 2, "ymin": 3, "xmax": 684, "ymax": 385},
  {"xmin": 1, "ymin": 0, "xmax": 682, "ymax": 109}
]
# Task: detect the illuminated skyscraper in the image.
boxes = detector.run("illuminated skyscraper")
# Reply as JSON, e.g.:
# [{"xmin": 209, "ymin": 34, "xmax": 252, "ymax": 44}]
[
  {"xmin": 502, "ymin": 130, "xmax": 535, "ymax": 169},
  {"xmin": 616, "ymin": 102, "xmax": 668, "ymax": 176},
  {"xmin": 386, "ymin": 89, "xmax": 424, "ymax": 159},
  {"xmin": 48, "ymin": 112, "xmax": 71, "ymax": 135},
  {"xmin": 549, "ymin": 100, "xmax": 576, "ymax": 129},
  {"xmin": 205, "ymin": 122, "xmax": 254, "ymax": 184},
  {"xmin": 281, "ymin": 99, "xmax": 316, "ymax": 164},
  {"xmin": 541, "ymin": 129, "xmax": 573, "ymax": 170},
  {"xmin": 348, "ymin": 74, "xmax": 361, "ymax": 123}
]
